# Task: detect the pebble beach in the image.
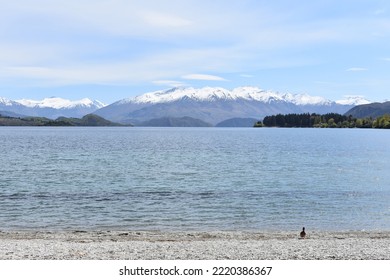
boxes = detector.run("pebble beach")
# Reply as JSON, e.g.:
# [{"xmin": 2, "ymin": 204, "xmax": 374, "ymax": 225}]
[{"xmin": 0, "ymin": 230, "xmax": 389, "ymax": 260}]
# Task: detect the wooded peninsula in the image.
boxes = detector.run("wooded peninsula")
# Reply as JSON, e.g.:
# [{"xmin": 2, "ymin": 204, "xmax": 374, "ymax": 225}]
[
  {"xmin": 0, "ymin": 114, "xmax": 125, "ymax": 126},
  {"xmin": 254, "ymin": 113, "xmax": 390, "ymax": 129}
]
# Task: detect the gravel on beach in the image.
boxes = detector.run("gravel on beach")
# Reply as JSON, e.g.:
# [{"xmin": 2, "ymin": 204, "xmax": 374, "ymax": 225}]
[{"xmin": 0, "ymin": 230, "xmax": 389, "ymax": 260}]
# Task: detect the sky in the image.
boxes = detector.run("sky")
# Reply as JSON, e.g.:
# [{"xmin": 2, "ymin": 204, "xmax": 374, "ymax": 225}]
[{"xmin": 0, "ymin": 0, "xmax": 389, "ymax": 104}]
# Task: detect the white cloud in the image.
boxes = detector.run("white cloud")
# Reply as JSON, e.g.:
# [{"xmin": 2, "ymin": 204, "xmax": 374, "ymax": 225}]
[
  {"xmin": 0, "ymin": 44, "xmax": 73, "ymax": 65},
  {"xmin": 0, "ymin": 47, "xmax": 236, "ymax": 86},
  {"xmin": 0, "ymin": 0, "xmax": 389, "ymax": 104},
  {"xmin": 0, "ymin": 1, "xmax": 197, "ymax": 39},
  {"xmin": 181, "ymin": 74, "xmax": 227, "ymax": 81},
  {"xmin": 346, "ymin": 67, "xmax": 368, "ymax": 72},
  {"xmin": 152, "ymin": 80, "xmax": 187, "ymax": 87},
  {"xmin": 140, "ymin": 11, "xmax": 192, "ymax": 28},
  {"xmin": 374, "ymin": 9, "xmax": 386, "ymax": 15},
  {"xmin": 1, "ymin": 63, "xmax": 170, "ymax": 86}
]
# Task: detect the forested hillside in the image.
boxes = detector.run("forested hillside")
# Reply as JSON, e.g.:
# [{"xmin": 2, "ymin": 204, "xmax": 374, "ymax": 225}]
[
  {"xmin": 255, "ymin": 113, "xmax": 390, "ymax": 128},
  {"xmin": 0, "ymin": 114, "xmax": 124, "ymax": 126}
]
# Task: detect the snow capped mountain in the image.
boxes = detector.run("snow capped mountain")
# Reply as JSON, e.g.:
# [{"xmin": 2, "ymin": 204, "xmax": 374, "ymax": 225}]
[
  {"xmin": 0, "ymin": 97, "xmax": 20, "ymax": 106},
  {"xmin": 96, "ymin": 87, "xmax": 368, "ymax": 125},
  {"xmin": 16, "ymin": 97, "xmax": 105, "ymax": 109},
  {"xmin": 336, "ymin": 95, "xmax": 370, "ymax": 106},
  {"xmin": 281, "ymin": 93, "xmax": 332, "ymax": 106},
  {"xmin": 120, "ymin": 87, "xmax": 234, "ymax": 104},
  {"xmin": 0, "ymin": 96, "xmax": 105, "ymax": 119},
  {"xmin": 119, "ymin": 87, "xmax": 340, "ymax": 106}
]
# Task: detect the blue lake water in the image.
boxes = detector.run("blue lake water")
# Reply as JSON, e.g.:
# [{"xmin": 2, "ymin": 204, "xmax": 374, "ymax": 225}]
[{"xmin": 0, "ymin": 127, "xmax": 389, "ymax": 231}]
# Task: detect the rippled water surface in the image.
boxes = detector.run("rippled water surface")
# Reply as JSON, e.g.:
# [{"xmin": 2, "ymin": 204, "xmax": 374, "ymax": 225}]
[{"xmin": 0, "ymin": 127, "xmax": 389, "ymax": 231}]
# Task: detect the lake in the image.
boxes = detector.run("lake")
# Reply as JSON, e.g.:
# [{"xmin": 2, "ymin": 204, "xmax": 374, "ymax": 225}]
[{"xmin": 0, "ymin": 127, "xmax": 389, "ymax": 231}]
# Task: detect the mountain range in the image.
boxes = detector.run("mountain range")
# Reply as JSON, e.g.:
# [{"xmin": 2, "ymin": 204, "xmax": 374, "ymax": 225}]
[
  {"xmin": 0, "ymin": 97, "xmax": 105, "ymax": 119},
  {"xmin": 94, "ymin": 87, "xmax": 370, "ymax": 125},
  {"xmin": 1, "ymin": 87, "xmax": 374, "ymax": 126}
]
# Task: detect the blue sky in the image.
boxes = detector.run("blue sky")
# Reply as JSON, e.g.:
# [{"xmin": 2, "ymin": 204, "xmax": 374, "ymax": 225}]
[{"xmin": 0, "ymin": 0, "xmax": 389, "ymax": 104}]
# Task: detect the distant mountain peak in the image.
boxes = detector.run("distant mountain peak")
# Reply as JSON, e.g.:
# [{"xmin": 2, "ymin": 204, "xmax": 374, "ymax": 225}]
[
  {"xmin": 0, "ymin": 97, "xmax": 17, "ymax": 106},
  {"xmin": 16, "ymin": 97, "xmax": 106, "ymax": 109},
  {"xmin": 1, "ymin": 96, "xmax": 106, "ymax": 119},
  {"xmin": 336, "ymin": 95, "xmax": 371, "ymax": 106}
]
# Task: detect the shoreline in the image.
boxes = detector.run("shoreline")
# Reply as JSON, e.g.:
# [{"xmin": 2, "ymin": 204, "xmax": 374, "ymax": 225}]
[{"xmin": 1, "ymin": 230, "xmax": 389, "ymax": 260}]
